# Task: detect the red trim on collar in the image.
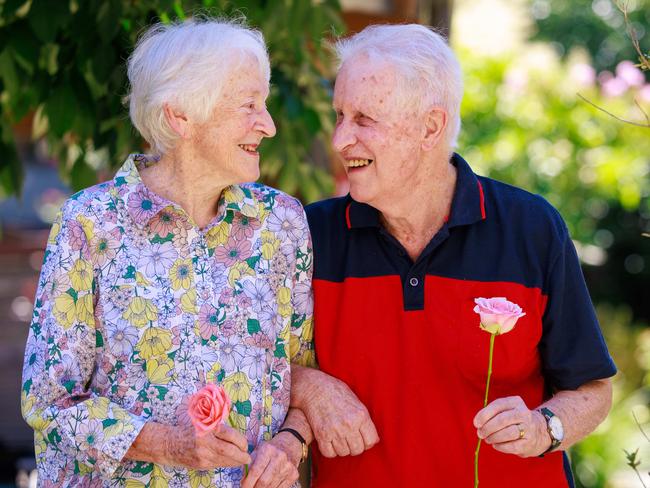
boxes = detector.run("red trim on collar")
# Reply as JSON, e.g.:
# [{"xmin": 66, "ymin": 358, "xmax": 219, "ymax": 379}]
[
  {"xmin": 477, "ymin": 180, "xmax": 486, "ymax": 219},
  {"xmin": 345, "ymin": 202, "xmax": 352, "ymax": 229}
]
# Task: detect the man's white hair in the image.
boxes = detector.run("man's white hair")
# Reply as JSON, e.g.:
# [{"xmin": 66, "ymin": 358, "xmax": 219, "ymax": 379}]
[
  {"xmin": 335, "ymin": 24, "xmax": 463, "ymax": 148},
  {"xmin": 126, "ymin": 17, "xmax": 270, "ymax": 156}
]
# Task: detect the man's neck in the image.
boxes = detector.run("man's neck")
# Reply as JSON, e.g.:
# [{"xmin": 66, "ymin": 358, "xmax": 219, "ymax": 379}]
[
  {"xmin": 376, "ymin": 154, "xmax": 457, "ymax": 262},
  {"xmin": 140, "ymin": 149, "xmax": 229, "ymax": 229}
]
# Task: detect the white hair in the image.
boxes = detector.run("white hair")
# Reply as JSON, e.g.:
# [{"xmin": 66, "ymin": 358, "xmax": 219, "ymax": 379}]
[
  {"xmin": 335, "ymin": 24, "xmax": 463, "ymax": 148},
  {"xmin": 126, "ymin": 17, "xmax": 270, "ymax": 156}
]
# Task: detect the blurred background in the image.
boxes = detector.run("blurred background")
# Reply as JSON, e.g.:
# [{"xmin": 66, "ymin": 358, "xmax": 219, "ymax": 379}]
[{"xmin": 0, "ymin": 0, "xmax": 648, "ymax": 486}]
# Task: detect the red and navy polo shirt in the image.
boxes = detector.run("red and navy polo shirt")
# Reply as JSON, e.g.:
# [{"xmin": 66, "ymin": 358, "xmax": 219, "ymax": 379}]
[{"xmin": 305, "ymin": 153, "xmax": 616, "ymax": 488}]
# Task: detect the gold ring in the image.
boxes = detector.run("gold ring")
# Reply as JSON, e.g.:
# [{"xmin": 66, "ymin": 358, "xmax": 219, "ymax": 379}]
[{"xmin": 518, "ymin": 424, "xmax": 525, "ymax": 439}]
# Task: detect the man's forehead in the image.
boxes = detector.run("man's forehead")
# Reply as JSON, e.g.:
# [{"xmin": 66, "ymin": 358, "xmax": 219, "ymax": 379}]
[{"xmin": 334, "ymin": 56, "xmax": 398, "ymax": 104}]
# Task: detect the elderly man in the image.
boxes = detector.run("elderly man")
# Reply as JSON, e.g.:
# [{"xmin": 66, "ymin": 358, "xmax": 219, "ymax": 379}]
[{"xmin": 290, "ymin": 24, "xmax": 616, "ymax": 487}]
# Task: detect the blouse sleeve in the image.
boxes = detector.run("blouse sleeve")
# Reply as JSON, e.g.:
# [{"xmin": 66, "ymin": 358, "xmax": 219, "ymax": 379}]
[
  {"xmin": 21, "ymin": 203, "xmax": 146, "ymax": 478},
  {"xmin": 288, "ymin": 205, "xmax": 316, "ymax": 368}
]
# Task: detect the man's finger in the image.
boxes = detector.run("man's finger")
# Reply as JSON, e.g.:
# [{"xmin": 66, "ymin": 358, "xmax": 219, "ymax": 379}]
[
  {"xmin": 318, "ymin": 440, "xmax": 336, "ymax": 458},
  {"xmin": 359, "ymin": 419, "xmax": 380, "ymax": 449},
  {"xmin": 474, "ymin": 396, "xmax": 523, "ymax": 427},
  {"xmin": 332, "ymin": 437, "xmax": 351, "ymax": 456},
  {"xmin": 215, "ymin": 424, "xmax": 249, "ymax": 452},
  {"xmin": 241, "ymin": 448, "xmax": 270, "ymax": 488},
  {"xmin": 347, "ymin": 435, "xmax": 365, "ymax": 456},
  {"xmin": 478, "ymin": 409, "xmax": 521, "ymax": 438},
  {"xmin": 485, "ymin": 424, "xmax": 522, "ymax": 445},
  {"xmin": 491, "ymin": 439, "xmax": 526, "ymax": 455}
]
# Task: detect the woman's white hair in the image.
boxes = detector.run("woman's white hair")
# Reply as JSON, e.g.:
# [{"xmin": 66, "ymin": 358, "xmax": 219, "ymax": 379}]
[
  {"xmin": 335, "ymin": 24, "xmax": 463, "ymax": 148},
  {"xmin": 126, "ymin": 17, "xmax": 270, "ymax": 156}
]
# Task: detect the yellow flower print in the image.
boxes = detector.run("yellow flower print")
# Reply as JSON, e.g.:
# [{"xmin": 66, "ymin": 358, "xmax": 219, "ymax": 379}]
[
  {"xmin": 263, "ymin": 394, "xmax": 273, "ymax": 426},
  {"xmin": 223, "ymin": 371, "xmax": 251, "ymax": 403},
  {"xmin": 224, "ymin": 186, "xmax": 245, "ymax": 204},
  {"xmin": 146, "ymin": 357, "xmax": 174, "ymax": 384},
  {"xmin": 48, "ymin": 219, "xmax": 61, "ymax": 245},
  {"xmin": 260, "ymin": 231, "xmax": 280, "ymax": 260},
  {"xmin": 206, "ymin": 223, "xmax": 229, "ymax": 248},
  {"xmin": 137, "ymin": 328, "xmax": 172, "ymax": 360},
  {"xmin": 277, "ymin": 287, "xmax": 292, "ymax": 317},
  {"xmin": 87, "ymin": 398, "xmax": 109, "ymax": 422},
  {"xmin": 206, "ymin": 362, "xmax": 222, "ymax": 383},
  {"xmin": 150, "ymin": 465, "xmax": 169, "ymax": 488},
  {"xmin": 34, "ymin": 431, "xmax": 47, "ymax": 456},
  {"xmin": 75, "ymin": 294, "xmax": 95, "ymax": 326},
  {"xmin": 125, "ymin": 482, "xmax": 145, "ymax": 488},
  {"xmin": 180, "ymin": 288, "xmax": 197, "ymax": 314},
  {"xmin": 53, "ymin": 293, "xmax": 77, "ymax": 329},
  {"xmin": 257, "ymin": 201, "xmax": 269, "ymax": 222},
  {"xmin": 135, "ymin": 272, "xmax": 151, "ymax": 287},
  {"xmin": 123, "ymin": 297, "xmax": 158, "ymax": 327},
  {"xmin": 228, "ymin": 261, "xmax": 254, "ymax": 287},
  {"xmin": 228, "ymin": 411, "xmax": 247, "ymax": 432},
  {"xmin": 301, "ymin": 317, "xmax": 313, "ymax": 342},
  {"xmin": 189, "ymin": 469, "xmax": 212, "ymax": 488},
  {"xmin": 169, "ymin": 258, "xmax": 193, "ymax": 290},
  {"xmin": 69, "ymin": 259, "xmax": 93, "ymax": 291},
  {"xmin": 76, "ymin": 214, "xmax": 95, "ymax": 241}
]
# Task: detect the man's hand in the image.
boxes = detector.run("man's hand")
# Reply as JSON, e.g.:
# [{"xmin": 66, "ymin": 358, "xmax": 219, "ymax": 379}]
[
  {"xmin": 292, "ymin": 365, "xmax": 379, "ymax": 458},
  {"xmin": 473, "ymin": 396, "xmax": 551, "ymax": 458},
  {"xmin": 163, "ymin": 424, "xmax": 252, "ymax": 470},
  {"xmin": 241, "ymin": 434, "xmax": 300, "ymax": 488}
]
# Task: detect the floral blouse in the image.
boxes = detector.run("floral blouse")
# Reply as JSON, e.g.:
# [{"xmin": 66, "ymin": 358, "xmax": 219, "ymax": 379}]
[{"xmin": 21, "ymin": 154, "xmax": 315, "ymax": 487}]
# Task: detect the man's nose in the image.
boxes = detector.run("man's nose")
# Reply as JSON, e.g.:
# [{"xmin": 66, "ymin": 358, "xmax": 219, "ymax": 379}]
[{"xmin": 332, "ymin": 119, "xmax": 356, "ymax": 153}]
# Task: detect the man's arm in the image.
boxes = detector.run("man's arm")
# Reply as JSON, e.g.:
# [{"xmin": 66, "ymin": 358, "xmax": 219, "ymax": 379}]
[
  {"xmin": 291, "ymin": 364, "xmax": 379, "ymax": 457},
  {"xmin": 473, "ymin": 378, "xmax": 613, "ymax": 457}
]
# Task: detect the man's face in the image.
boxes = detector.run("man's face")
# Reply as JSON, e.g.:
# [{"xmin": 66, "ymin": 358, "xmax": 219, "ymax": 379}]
[{"xmin": 332, "ymin": 55, "xmax": 426, "ymax": 208}]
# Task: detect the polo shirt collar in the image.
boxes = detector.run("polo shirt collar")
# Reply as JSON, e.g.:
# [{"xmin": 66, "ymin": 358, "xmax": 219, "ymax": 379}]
[
  {"xmin": 115, "ymin": 154, "xmax": 260, "ymax": 228},
  {"xmin": 345, "ymin": 152, "xmax": 486, "ymax": 229}
]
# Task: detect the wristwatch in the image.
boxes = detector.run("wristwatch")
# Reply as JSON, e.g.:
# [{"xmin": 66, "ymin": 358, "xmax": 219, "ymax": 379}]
[
  {"xmin": 539, "ymin": 407, "xmax": 564, "ymax": 455},
  {"xmin": 277, "ymin": 428, "xmax": 308, "ymax": 464}
]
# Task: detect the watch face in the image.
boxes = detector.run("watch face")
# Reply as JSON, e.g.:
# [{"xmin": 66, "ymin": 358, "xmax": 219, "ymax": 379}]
[{"xmin": 549, "ymin": 416, "xmax": 564, "ymax": 441}]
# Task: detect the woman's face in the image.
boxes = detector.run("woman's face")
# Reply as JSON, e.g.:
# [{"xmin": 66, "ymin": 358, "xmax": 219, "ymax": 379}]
[{"xmin": 191, "ymin": 59, "xmax": 276, "ymax": 185}]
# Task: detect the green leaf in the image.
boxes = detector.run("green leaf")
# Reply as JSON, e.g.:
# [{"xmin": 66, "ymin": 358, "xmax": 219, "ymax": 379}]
[
  {"xmin": 130, "ymin": 462, "xmax": 154, "ymax": 475},
  {"xmin": 45, "ymin": 83, "xmax": 77, "ymax": 137},
  {"xmin": 96, "ymin": 0, "xmax": 121, "ymax": 43},
  {"xmin": 151, "ymin": 233, "xmax": 174, "ymax": 244},
  {"xmin": 95, "ymin": 330, "xmax": 104, "ymax": 348},
  {"xmin": 47, "ymin": 428, "xmax": 62, "ymax": 445},
  {"xmin": 66, "ymin": 288, "xmax": 78, "ymax": 302},
  {"xmin": 22, "ymin": 378, "xmax": 32, "ymax": 394},
  {"xmin": 246, "ymin": 255, "xmax": 260, "ymax": 270},
  {"xmin": 274, "ymin": 341, "xmax": 286, "ymax": 358},
  {"xmin": 234, "ymin": 400, "xmax": 252, "ymax": 416},
  {"xmin": 123, "ymin": 265, "xmax": 136, "ymax": 280},
  {"xmin": 63, "ymin": 380, "xmax": 76, "ymax": 393},
  {"xmin": 102, "ymin": 418, "xmax": 118, "ymax": 429},
  {"xmin": 70, "ymin": 156, "xmax": 98, "ymax": 192},
  {"xmin": 27, "ymin": 0, "xmax": 69, "ymax": 43},
  {"xmin": 247, "ymin": 319, "xmax": 261, "ymax": 334}
]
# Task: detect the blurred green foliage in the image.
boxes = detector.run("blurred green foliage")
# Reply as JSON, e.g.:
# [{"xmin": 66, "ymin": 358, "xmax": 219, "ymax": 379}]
[
  {"xmin": 0, "ymin": 0, "xmax": 342, "ymax": 202},
  {"xmin": 529, "ymin": 0, "xmax": 650, "ymax": 72}
]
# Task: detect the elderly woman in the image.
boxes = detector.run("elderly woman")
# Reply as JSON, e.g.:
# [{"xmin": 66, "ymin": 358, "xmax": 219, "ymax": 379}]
[{"xmin": 21, "ymin": 18, "xmax": 315, "ymax": 488}]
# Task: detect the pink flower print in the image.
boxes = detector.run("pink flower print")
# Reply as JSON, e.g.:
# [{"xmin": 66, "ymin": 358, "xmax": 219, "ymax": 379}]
[
  {"xmin": 127, "ymin": 189, "xmax": 162, "ymax": 223},
  {"xmin": 149, "ymin": 210, "xmax": 177, "ymax": 237},
  {"xmin": 198, "ymin": 303, "xmax": 221, "ymax": 340},
  {"xmin": 68, "ymin": 220, "xmax": 87, "ymax": 251},
  {"xmin": 231, "ymin": 214, "xmax": 261, "ymax": 241},
  {"xmin": 215, "ymin": 237, "xmax": 252, "ymax": 266}
]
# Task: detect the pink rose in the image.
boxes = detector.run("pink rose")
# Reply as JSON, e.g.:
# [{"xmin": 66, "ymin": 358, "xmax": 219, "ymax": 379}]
[
  {"xmin": 187, "ymin": 384, "xmax": 232, "ymax": 435},
  {"xmin": 473, "ymin": 297, "xmax": 525, "ymax": 335}
]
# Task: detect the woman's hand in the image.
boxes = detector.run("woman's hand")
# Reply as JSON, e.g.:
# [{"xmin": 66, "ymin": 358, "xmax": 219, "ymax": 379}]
[
  {"xmin": 240, "ymin": 433, "xmax": 301, "ymax": 488},
  {"xmin": 164, "ymin": 424, "xmax": 251, "ymax": 469},
  {"xmin": 126, "ymin": 422, "xmax": 251, "ymax": 469}
]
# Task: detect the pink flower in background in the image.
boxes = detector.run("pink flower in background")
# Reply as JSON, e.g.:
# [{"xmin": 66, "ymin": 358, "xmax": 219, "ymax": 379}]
[
  {"xmin": 616, "ymin": 60, "xmax": 645, "ymax": 87},
  {"xmin": 473, "ymin": 297, "xmax": 526, "ymax": 335},
  {"xmin": 569, "ymin": 63, "xmax": 596, "ymax": 87},
  {"xmin": 187, "ymin": 384, "xmax": 231, "ymax": 435},
  {"xmin": 639, "ymin": 84, "xmax": 650, "ymax": 103},
  {"xmin": 601, "ymin": 75, "xmax": 628, "ymax": 97}
]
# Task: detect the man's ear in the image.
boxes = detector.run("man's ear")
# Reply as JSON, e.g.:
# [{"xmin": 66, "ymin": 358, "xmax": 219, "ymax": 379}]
[
  {"xmin": 163, "ymin": 103, "xmax": 191, "ymax": 139},
  {"xmin": 422, "ymin": 107, "xmax": 448, "ymax": 151}
]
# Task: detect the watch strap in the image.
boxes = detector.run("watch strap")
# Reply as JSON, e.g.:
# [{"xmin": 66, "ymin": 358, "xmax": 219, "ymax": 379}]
[{"xmin": 277, "ymin": 428, "xmax": 308, "ymax": 463}]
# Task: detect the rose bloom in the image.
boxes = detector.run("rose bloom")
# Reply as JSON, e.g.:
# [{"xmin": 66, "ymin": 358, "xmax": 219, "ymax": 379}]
[
  {"xmin": 187, "ymin": 384, "xmax": 232, "ymax": 435},
  {"xmin": 473, "ymin": 297, "xmax": 525, "ymax": 335}
]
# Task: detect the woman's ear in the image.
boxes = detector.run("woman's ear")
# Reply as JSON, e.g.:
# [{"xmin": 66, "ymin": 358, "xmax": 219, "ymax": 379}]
[
  {"xmin": 421, "ymin": 107, "xmax": 448, "ymax": 151},
  {"xmin": 163, "ymin": 103, "xmax": 191, "ymax": 139}
]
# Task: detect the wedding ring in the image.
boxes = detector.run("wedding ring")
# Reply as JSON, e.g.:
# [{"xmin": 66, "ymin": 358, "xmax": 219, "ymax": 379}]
[{"xmin": 517, "ymin": 424, "xmax": 525, "ymax": 439}]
